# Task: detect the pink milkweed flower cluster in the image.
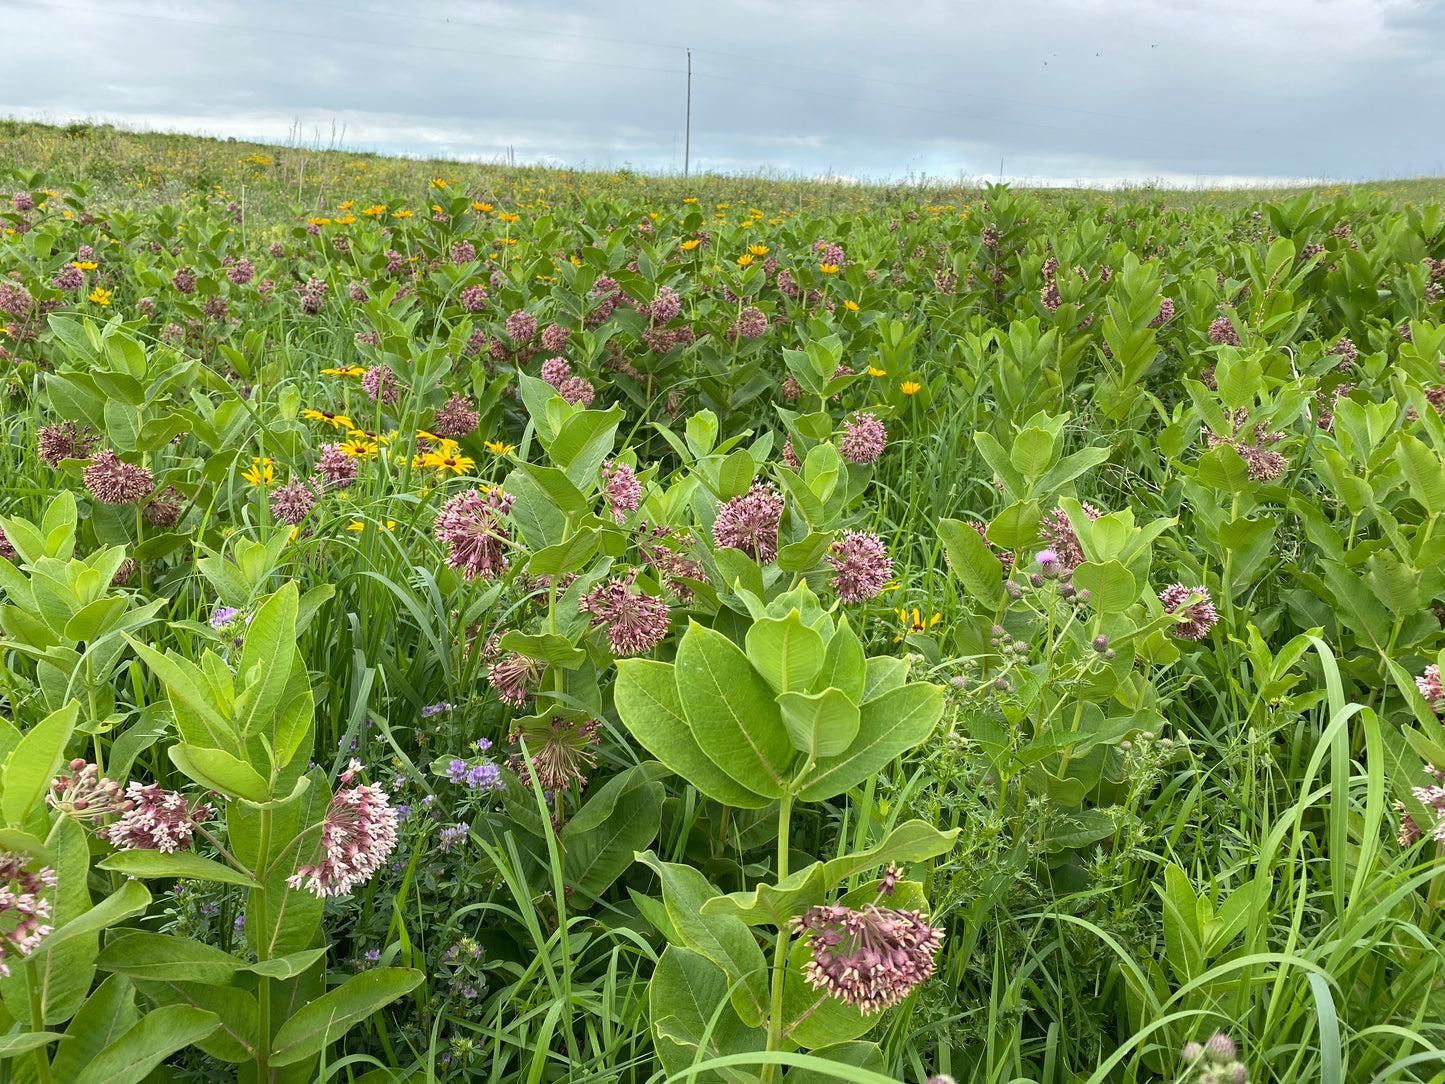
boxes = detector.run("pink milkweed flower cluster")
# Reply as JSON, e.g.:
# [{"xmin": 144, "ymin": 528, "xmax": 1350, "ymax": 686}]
[
  {"xmin": 100, "ymin": 784, "xmax": 214, "ymax": 852},
  {"xmin": 47, "ymin": 759, "xmax": 128, "ymax": 820},
  {"xmin": 509, "ymin": 715, "xmax": 602, "ymax": 792},
  {"xmin": 0, "ymin": 850, "xmax": 56, "ymax": 977},
  {"xmin": 288, "ymin": 766, "xmax": 399, "ymax": 898},
  {"xmin": 434, "ymin": 487, "xmax": 516, "ymax": 580},
  {"xmin": 712, "ymin": 482, "xmax": 784, "ymax": 562},
  {"xmin": 486, "ymin": 651, "xmax": 542, "ymax": 707},
  {"xmin": 361, "ymin": 364, "xmax": 400, "ymax": 405},
  {"xmin": 601, "ymin": 460, "xmax": 642, "ymax": 522},
  {"xmin": 459, "ymin": 284, "xmax": 488, "ymax": 311},
  {"xmin": 579, "ymin": 569, "xmax": 672, "ymax": 656},
  {"xmin": 838, "ymin": 412, "xmax": 887, "ymax": 465},
  {"xmin": 37, "ymin": 421, "xmax": 96, "ymax": 467},
  {"xmin": 505, "ymin": 309, "xmax": 537, "ymax": 342},
  {"xmin": 431, "ymin": 393, "xmax": 480, "ymax": 439},
  {"xmin": 791, "ymin": 866, "xmax": 943, "ymax": 1014},
  {"xmin": 315, "ymin": 443, "xmax": 358, "ymax": 489},
  {"xmin": 269, "ymin": 478, "xmax": 319, "ymax": 525},
  {"xmin": 827, "ymin": 530, "xmax": 892, "ymax": 602},
  {"xmin": 1415, "ymin": 663, "xmax": 1442, "ymax": 712},
  {"xmin": 83, "ymin": 450, "xmax": 154, "ymax": 505},
  {"xmin": 1158, "ymin": 583, "xmax": 1219, "ymax": 640}
]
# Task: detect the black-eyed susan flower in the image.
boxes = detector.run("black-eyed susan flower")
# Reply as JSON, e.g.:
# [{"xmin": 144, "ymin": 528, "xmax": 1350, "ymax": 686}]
[
  {"xmin": 420, "ymin": 450, "xmax": 475, "ymax": 476},
  {"xmin": 88, "ymin": 287, "xmax": 113, "ymax": 306},
  {"xmin": 321, "ymin": 366, "xmax": 366, "ymax": 377},
  {"xmin": 302, "ymin": 409, "xmax": 353, "ymax": 431},
  {"xmin": 347, "ymin": 519, "xmax": 395, "ymax": 531},
  {"xmin": 339, "ymin": 438, "xmax": 379, "ymax": 459},
  {"xmin": 484, "ymin": 440, "xmax": 516, "ymax": 455},
  {"xmin": 240, "ymin": 457, "xmax": 274, "ymax": 486},
  {"xmin": 894, "ymin": 607, "xmax": 942, "ymax": 641}
]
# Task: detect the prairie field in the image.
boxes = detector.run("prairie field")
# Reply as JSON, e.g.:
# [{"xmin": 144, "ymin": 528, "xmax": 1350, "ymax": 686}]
[{"xmin": 0, "ymin": 120, "xmax": 1442, "ymax": 1084}]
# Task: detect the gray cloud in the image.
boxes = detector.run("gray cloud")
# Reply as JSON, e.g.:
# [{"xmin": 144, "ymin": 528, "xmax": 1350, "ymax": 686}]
[{"xmin": 2, "ymin": 0, "xmax": 1442, "ymax": 184}]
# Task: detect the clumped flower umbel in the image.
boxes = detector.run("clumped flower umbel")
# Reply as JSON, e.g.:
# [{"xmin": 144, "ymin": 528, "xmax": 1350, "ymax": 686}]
[
  {"xmin": 791, "ymin": 867, "xmax": 943, "ymax": 1014},
  {"xmin": 432, "ymin": 393, "xmax": 480, "ymax": 439},
  {"xmin": 509, "ymin": 715, "xmax": 602, "ymax": 792},
  {"xmin": 1037, "ymin": 504, "xmax": 1101, "ymax": 571},
  {"xmin": 83, "ymin": 450, "xmax": 153, "ymax": 504},
  {"xmin": 505, "ymin": 309, "xmax": 537, "ymax": 342},
  {"xmin": 37, "ymin": 421, "xmax": 96, "ymax": 466},
  {"xmin": 1178, "ymin": 1032, "xmax": 1249, "ymax": 1084},
  {"xmin": 47, "ymin": 759, "xmax": 128, "ymax": 820},
  {"xmin": 100, "ymin": 784, "xmax": 214, "ymax": 852},
  {"xmin": 1416, "ymin": 663, "xmax": 1444, "ymax": 713},
  {"xmin": 288, "ymin": 767, "xmax": 399, "ymax": 898},
  {"xmin": 579, "ymin": 570, "xmax": 672, "ymax": 656},
  {"xmin": 827, "ymin": 530, "xmax": 892, "ymax": 602},
  {"xmin": 315, "ymin": 442, "xmax": 358, "ymax": 489},
  {"xmin": 838, "ymin": 412, "xmax": 887, "ymax": 465},
  {"xmin": 1396, "ymin": 767, "xmax": 1445, "ymax": 844},
  {"xmin": 487, "ymin": 651, "xmax": 542, "ymax": 707},
  {"xmin": 1158, "ymin": 583, "xmax": 1219, "ymax": 640},
  {"xmin": 0, "ymin": 850, "xmax": 57, "ymax": 977},
  {"xmin": 361, "ymin": 364, "xmax": 400, "ymax": 405},
  {"xmin": 712, "ymin": 482, "xmax": 784, "ymax": 562},
  {"xmin": 269, "ymin": 478, "xmax": 319, "ymax": 525},
  {"xmin": 434, "ymin": 487, "xmax": 515, "ymax": 580},
  {"xmin": 601, "ymin": 460, "xmax": 642, "ymax": 522}
]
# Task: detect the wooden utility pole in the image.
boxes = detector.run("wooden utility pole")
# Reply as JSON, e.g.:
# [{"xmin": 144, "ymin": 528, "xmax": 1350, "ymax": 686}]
[{"xmin": 684, "ymin": 49, "xmax": 692, "ymax": 179}]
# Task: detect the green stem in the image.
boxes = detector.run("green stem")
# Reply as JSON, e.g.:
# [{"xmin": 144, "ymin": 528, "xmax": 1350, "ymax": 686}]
[
  {"xmin": 761, "ymin": 792, "xmax": 795, "ymax": 1084},
  {"xmin": 25, "ymin": 959, "xmax": 51, "ymax": 1084},
  {"xmin": 254, "ymin": 808, "xmax": 273, "ymax": 1081}
]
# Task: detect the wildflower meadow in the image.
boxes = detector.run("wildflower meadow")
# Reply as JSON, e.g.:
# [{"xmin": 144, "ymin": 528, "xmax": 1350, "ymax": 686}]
[{"xmin": 0, "ymin": 120, "xmax": 1442, "ymax": 1084}]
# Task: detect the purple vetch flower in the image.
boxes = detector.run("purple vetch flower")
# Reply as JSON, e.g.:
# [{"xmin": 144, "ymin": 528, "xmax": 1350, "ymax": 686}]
[
  {"xmin": 826, "ymin": 530, "xmax": 892, "ymax": 602},
  {"xmin": 579, "ymin": 570, "xmax": 672, "ymax": 656},
  {"xmin": 421, "ymin": 702, "xmax": 451, "ymax": 717},
  {"xmin": 541, "ymin": 357, "xmax": 571, "ymax": 387},
  {"xmin": 712, "ymin": 482, "xmax": 784, "ymax": 562},
  {"xmin": 459, "ymin": 284, "xmax": 488, "ymax": 311},
  {"xmin": 210, "ymin": 606, "xmax": 242, "ymax": 629},
  {"xmin": 432, "ymin": 393, "xmax": 480, "ymax": 439},
  {"xmin": 838, "ymin": 412, "xmax": 887, "ymax": 465},
  {"xmin": 540, "ymin": 323, "xmax": 569, "ymax": 352},
  {"xmin": 287, "ymin": 783, "xmax": 399, "ymax": 897},
  {"xmin": 790, "ymin": 872, "xmax": 943, "ymax": 1014},
  {"xmin": 268, "ymin": 478, "xmax": 319, "ymax": 525},
  {"xmin": 361, "ymin": 364, "xmax": 400, "ymax": 405},
  {"xmin": 505, "ymin": 309, "xmax": 537, "ymax": 342},
  {"xmin": 601, "ymin": 460, "xmax": 642, "ymax": 522},
  {"xmin": 315, "ymin": 442, "xmax": 358, "ymax": 489},
  {"xmin": 37, "ymin": 421, "xmax": 96, "ymax": 466},
  {"xmin": 100, "ymin": 784, "xmax": 214, "ymax": 853},
  {"xmin": 434, "ymin": 487, "xmax": 516, "ymax": 580},
  {"xmin": 1158, "ymin": 583, "xmax": 1219, "ymax": 640},
  {"xmin": 0, "ymin": 851, "xmax": 56, "ymax": 977},
  {"xmin": 439, "ymin": 824, "xmax": 469, "ymax": 853},
  {"xmin": 82, "ymin": 450, "xmax": 153, "ymax": 504},
  {"xmin": 446, "ymin": 758, "xmax": 503, "ymax": 791},
  {"xmin": 364, "ymin": 948, "xmax": 382, "ymax": 964}
]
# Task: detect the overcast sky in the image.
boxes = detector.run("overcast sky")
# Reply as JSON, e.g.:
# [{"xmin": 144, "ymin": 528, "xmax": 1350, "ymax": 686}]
[{"xmin": 3, "ymin": 0, "xmax": 1443, "ymax": 186}]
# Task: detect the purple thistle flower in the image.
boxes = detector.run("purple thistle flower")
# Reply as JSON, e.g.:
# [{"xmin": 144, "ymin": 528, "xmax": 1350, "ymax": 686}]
[
  {"xmin": 459, "ymin": 284, "xmax": 488, "ymax": 311},
  {"xmin": 83, "ymin": 450, "xmax": 153, "ymax": 504},
  {"xmin": 432, "ymin": 393, "xmax": 480, "ymax": 439},
  {"xmin": 0, "ymin": 851, "xmax": 56, "ymax": 977},
  {"xmin": 287, "ymin": 783, "xmax": 398, "ymax": 897},
  {"xmin": 505, "ymin": 310, "xmax": 537, "ymax": 342},
  {"xmin": 827, "ymin": 530, "xmax": 892, "ymax": 602},
  {"xmin": 361, "ymin": 364, "xmax": 400, "ymax": 405},
  {"xmin": 579, "ymin": 571, "xmax": 672, "ymax": 656},
  {"xmin": 1158, "ymin": 583, "xmax": 1219, "ymax": 640},
  {"xmin": 269, "ymin": 478, "xmax": 319, "ymax": 525},
  {"xmin": 100, "ymin": 784, "xmax": 214, "ymax": 853},
  {"xmin": 712, "ymin": 482, "xmax": 784, "ymax": 562},
  {"xmin": 838, "ymin": 412, "xmax": 887, "ymax": 465},
  {"xmin": 601, "ymin": 460, "xmax": 642, "ymax": 522},
  {"xmin": 434, "ymin": 487, "xmax": 515, "ymax": 580},
  {"xmin": 792, "ymin": 900, "xmax": 943, "ymax": 1014},
  {"xmin": 315, "ymin": 442, "xmax": 358, "ymax": 489}
]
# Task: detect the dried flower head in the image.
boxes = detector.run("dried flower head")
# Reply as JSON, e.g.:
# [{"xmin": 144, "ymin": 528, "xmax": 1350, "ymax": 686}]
[
  {"xmin": 509, "ymin": 715, "xmax": 602, "ymax": 792},
  {"xmin": 142, "ymin": 486, "xmax": 183, "ymax": 528}
]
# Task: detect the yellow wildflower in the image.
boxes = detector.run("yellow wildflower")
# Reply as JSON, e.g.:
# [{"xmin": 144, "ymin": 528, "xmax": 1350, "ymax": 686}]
[
  {"xmin": 680, "ymin": 239, "xmax": 701, "ymax": 251},
  {"xmin": 420, "ymin": 450, "xmax": 475, "ymax": 476},
  {"xmin": 484, "ymin": 440, "xmax": 516, "ymax": 455},
  {"xmin": 429, "ymin": 178, "xmax": 447, "ymax": 188},
  {"xmin": 819, "ymin": 263, "xmax": 839, "ymax": 274},
  {"xmin": 321, "ymin": 366, "xmax": 366, "ymax": 377},
  {"xmin": 338, "ymin": 200, "xmax": 354, "ymax": 209},
  {"xmin": 347, "ymin": 519, "xmax": 395, "ymax": 531},
  {"xmin": 361, "ymin": 204, "xmax": 387, "ymax": 216},
  {"xmin": 748, "ymin": 244, "xmax": 769, "ymax": 256},
  {"xmin": 308, "ymin": 217, "xmax": 331, "ymax": 226},
  {"xmin": 736, "ymin": 253, "xmax": 754, "ymax": 267},
  {"xmin": 682, "ymin": 197, "xmax": 698, "ymax": 204},
  {"xmin": 868, "ymin": 366, "xmax": 887, "ymax": 377},
  {"xmin": 240, "ymin": 457, "xmax": 274, "ymax": 486},
  {"xmin": 339, "ymin": 439, "xmax": 378, "ymax": 459},
  {"xmin": 88, "ymin": 287, "xmax": 113, "ymax": 306},
  {"xmin": 301, "ymin": 409, "xmax": 353, "ymax": 430},
  {"xmin": 391, "ymin": 209, "xmax": 413, "ymax": 219},
  {"xmin": 72, "ymin": 260, "xmax": 98, "ymax": 271},
  {"xmin": 497, "ymin": 211, "xmax": 520, "ymax": 223},
  {"xmin": 471, "ymin": 201, "xmax": 494, "ymax": 212},
  {"xmin": 894, "ymin": 607, "xmax": 942, "ymax": 641},
  {"xmin": 844, "ymin": 300, "xmax": 860, "ymax": 311},
  {"xmin": 900, "ymin": 380, "xmax": 921, "ymax": 395}
]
